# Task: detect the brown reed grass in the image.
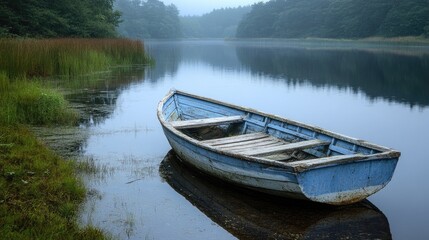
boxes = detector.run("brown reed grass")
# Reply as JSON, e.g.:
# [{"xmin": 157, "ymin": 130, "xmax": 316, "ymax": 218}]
[{"xmin": 0, "ymin": 38, "xmax": 151, "ymax": 79}]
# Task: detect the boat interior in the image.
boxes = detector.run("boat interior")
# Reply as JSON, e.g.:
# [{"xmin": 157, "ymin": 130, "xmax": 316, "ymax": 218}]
[{"xmin": 162, "ymin": 92, "xmax": 382, "ymax": 162}]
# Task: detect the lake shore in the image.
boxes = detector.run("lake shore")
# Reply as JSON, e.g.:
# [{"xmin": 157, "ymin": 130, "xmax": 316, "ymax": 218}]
[
  {"xmin": 0, "ymin": 38, "xmax": 150, "ymax": 239},
  {"xmin": 227, "ymin": 36, "xmax": 429, "ymax": 48}
]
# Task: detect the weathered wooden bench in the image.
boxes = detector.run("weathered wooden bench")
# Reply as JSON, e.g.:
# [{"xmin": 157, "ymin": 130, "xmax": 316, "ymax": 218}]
[
  {"xmin": 170, "ymin": 115, "xmax": 244, "ymax": 129},
  {"xmin": 287, "ymin": 154, "xmax": 365, "ymax": 171},
  {"xmin": 238, "ymin": 139, "xmax": 329, "ymax": 156}
]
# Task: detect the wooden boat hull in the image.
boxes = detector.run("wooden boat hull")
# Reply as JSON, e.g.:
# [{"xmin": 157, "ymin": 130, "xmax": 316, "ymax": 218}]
[
  {"xmin": 158, "ymin": 90, "xmax": 400, "ymax": 205},
  {"xmin": 162, "ymin": 127, "xmax": 304, "ymax": 199},
  {"xmin": 160, "ymin": 150, "xmax": 392, "ymax": 239}
]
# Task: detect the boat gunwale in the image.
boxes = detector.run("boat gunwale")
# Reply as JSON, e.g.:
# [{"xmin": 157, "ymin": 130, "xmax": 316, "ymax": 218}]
[{"xmin": 157, "ymin": 89, "xmax": 401, "ymax": 173}]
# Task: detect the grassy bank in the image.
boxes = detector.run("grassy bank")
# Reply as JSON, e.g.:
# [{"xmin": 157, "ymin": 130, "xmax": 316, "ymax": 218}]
[
  {"xmin": 1, "ymin": 38, "xmax": 151, "ymax": 239},
  {"xmin": 0, "ymin": 126, "xmax": 104, "ymax": 239},
  {"xmin": 0, "ymin": 73, "xmax": 78, "ymax": 126}
]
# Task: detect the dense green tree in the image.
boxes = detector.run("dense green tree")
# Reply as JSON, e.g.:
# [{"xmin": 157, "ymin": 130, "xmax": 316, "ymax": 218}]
[
  {"xmin": 236, "ymin": 0, "xmax": 429, "ymax": 39},
  {"xmin": 237, "ymin": 1, "xmax": 287, "ymax": 38},
  {"xmin": 115, "ymin": 0, "xmax": 181, "ymax": 39},
  {"xmin": 0, "ymin": 0, "xmax": 120, "ymax": 37},
  {"xmin": 181, "ymin": 6, "xmax": 251, "ymax": 38},
  {"xmin": 379, "ymin": 0, "xmax": 429, "ymax": 37},
  {"xmin": 272, "ymin": 0, "xmax": 329, "ymax": 38}
]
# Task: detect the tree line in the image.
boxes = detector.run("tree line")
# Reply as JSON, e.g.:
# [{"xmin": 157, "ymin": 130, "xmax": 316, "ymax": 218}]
[
  {"xmin": 0, "ymin": 0, "xmax": 181, "ymax": 39},
  {"xmin": 0, "ymin": 0, "xmax": 249, "ymax": 39},
  {"xmin": 115, "ymin": 1, "xmax": 251, "ymax": 39},
  {"xmin": 0, "ymin": 0, "xmax": 120, "ymax": 37},
  {"xmin": 2, "ymin": 0, "xmax": 428, "ymax": 39},
  {"xmin": 237, "ymin": 0, "xmax": 429, "ymax": 39},
  {"xmin": 115, "ymin": 0, "xmax": 180, "ymax": 39},
  {"xmin": 181, "ymin": 6, "xmax": 251, "ymax": 38}
]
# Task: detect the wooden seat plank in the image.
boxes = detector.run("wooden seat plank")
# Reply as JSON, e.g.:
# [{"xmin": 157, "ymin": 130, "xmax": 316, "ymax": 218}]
[
  {"xmin": 237, "ymin": 139, "xmax": 329, "ymax": 156},
  {"xmin": 171, "ymin": 115, "xmax": 244, "ymax": 129},
  {"xmin": 287, "ymin": 154, "xmax": 366, "ymax": 171},
  {"xmin": 261, "ymin": 153, "xmax": 295, "ymax": 161}
]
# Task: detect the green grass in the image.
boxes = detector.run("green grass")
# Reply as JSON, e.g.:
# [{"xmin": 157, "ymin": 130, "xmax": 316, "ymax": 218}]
[
  {"xmin": 0, "ymin": 73, "xmax": 78, "ymax": 126},
  {"xmin": 0, "ymin": 127, "xmax": 104, "ymax": 240}
]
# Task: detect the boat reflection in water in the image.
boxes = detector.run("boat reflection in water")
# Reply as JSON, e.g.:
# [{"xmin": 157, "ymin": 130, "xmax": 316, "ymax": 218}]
[{"xmin": 159, "ymin": 150, "xmax": 392, "ymax": 240}]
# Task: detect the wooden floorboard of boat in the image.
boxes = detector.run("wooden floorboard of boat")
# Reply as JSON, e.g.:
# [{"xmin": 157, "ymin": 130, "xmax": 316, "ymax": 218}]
[
  {"xmin": 215, "ymin": 136, "xmax": 281, "ymax": 149},
  {"xmin": 201, "ymin": 132, "xmax": 268, "ymax": 145},
  {"xmin": 219, "ymin": 140, "xmax": 285, "ymax": 151},
  {"xmin": 237, "ymin": 139, "xmax": 330, "ymax": 156},
  {"xmin": 201, "ymin": 131, "xmax": 329, "ymax": 158}
]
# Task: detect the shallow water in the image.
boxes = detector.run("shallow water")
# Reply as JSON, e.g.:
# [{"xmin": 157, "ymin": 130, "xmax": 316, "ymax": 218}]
[{"xmin": 37, "ymin": 40, "xmax": 429, "ymax": 239}]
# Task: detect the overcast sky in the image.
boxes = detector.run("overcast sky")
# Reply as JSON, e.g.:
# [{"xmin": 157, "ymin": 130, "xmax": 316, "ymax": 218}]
[{"xmin": 161, "ymin": 0, "xmax": 268, "ymax": 16}]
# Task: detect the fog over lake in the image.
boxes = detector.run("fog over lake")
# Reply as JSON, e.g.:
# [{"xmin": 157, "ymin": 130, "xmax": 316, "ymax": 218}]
[{"xmin": 162, "ymin": 0, "xmax": 268, "ymax": 15}]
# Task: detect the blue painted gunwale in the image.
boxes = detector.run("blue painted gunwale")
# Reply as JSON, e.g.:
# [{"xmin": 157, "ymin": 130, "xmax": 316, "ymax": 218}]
[{"xmin": 157, "ymin": 89, "xmax": 401, "ymax": 205}]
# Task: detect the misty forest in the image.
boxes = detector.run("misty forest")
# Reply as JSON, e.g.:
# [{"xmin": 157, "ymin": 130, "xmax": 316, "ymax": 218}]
[
  {"xmin": 2, "ymin": 0, "xmax": 429, "ymax": 240},
  {"xmin": 236, "ymin": 0, "xmax": 429, "ymax": 38},
  {"xmin": 1, "ymin": 0, "xmax": 429, "ymax": 39}
]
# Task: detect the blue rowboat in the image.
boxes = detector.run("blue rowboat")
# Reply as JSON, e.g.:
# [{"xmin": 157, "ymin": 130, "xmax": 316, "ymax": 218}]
[
  {"xmin": 160, "ymin": 150, "xmax": 392, "ymax": 239},
  {"xmin": 157, "ymin": 89, "xmax": 400, "ymax": 205}
]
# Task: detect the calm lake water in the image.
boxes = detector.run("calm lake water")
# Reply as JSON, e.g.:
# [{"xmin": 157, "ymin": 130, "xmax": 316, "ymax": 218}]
[{"xmin": 40, "ymin": 40, "xmax": 429, "ymax": 239}]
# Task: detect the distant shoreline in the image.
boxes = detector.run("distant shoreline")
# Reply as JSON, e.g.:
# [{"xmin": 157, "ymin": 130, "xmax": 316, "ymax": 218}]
[
  {"xmin": 144, "ymin": 37, "xmax": 429, "ymax": 47},
  {"xmin": 226, "ymin": 36, "xmax": 429, "ymax": 47}
]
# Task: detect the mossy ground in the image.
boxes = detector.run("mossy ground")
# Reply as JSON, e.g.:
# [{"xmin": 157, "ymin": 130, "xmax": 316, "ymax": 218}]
[{"xmin": 0, "ymin": 126, "xmax": 104, "ymax": 239}]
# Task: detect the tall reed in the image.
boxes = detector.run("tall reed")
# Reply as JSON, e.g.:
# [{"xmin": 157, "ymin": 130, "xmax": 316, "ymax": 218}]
[
  {"xmin": 0, "ymin": 38, "xmax": 151, "ymax": 79},
  {"xmin": 0, "ymin": 38, "xmax": 151, "ymax": 126}
]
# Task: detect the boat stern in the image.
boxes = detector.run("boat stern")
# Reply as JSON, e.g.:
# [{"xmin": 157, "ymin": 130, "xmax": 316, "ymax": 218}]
[{"xmin": 295, "ymin": 157, "xmax": 399, "ymax": 205}]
